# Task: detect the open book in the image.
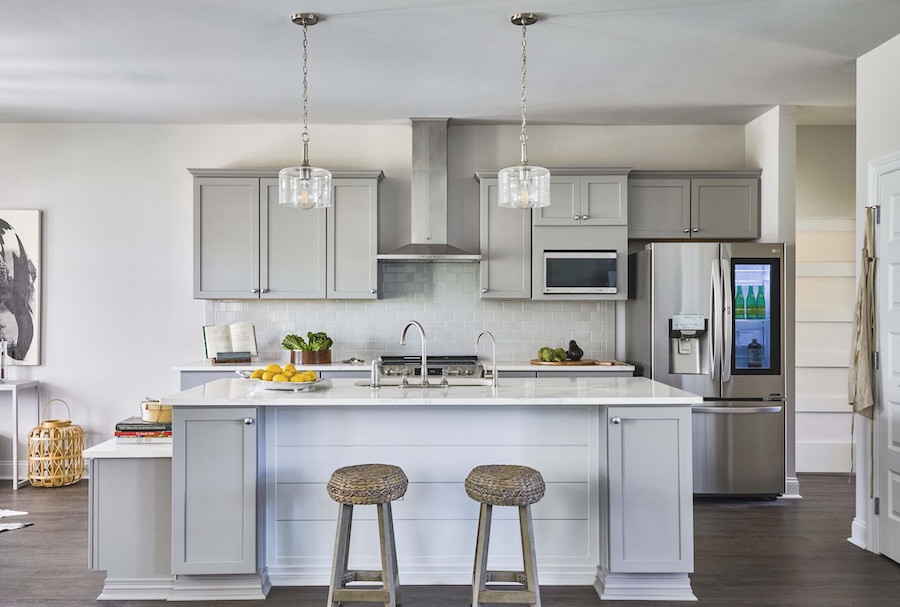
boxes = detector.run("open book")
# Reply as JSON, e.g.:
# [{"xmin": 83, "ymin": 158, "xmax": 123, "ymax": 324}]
[{"xmin": 203, "ymin": 322, "xmax": 258, "ymax": 359}]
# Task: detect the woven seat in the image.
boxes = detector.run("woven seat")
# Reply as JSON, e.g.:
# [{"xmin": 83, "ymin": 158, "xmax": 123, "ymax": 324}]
[
  {"xmin": 467, "ymin": 464, "xmax": 545, "ymax": 607},
  {"xmin": 326, "ymin": 463, "xmax": 407, "ymax": 607},
  {"xmin": 327, "ymin": 463, "xmax": 408, "ymax": 505},
  {"xmin": 465, "ymin": 464, "xmax": 545, "ymax": 507}
]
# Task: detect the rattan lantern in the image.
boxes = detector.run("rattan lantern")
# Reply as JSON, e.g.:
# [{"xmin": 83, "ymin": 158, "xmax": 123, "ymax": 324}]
[{"xmin": 27, "ymin": 399, "xmax": 84, "ymax": 487}]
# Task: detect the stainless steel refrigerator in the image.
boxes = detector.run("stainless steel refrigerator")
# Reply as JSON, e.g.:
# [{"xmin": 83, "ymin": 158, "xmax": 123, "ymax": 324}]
[{"xmin": 626, "ymin": 242, "xmax": 785, "ymax": 496}]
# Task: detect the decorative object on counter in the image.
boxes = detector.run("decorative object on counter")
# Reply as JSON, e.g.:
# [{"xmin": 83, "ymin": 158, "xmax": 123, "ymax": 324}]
[
  {"xmin": 279, "ymin": 13, "xmax": 332, "ymax": 210},
  {"xmin": 243, "ymin": 364, "xmax": 319, "ymax": 385},
  {"xmin": 567, "ymin": 339, "xmax": 584, "ymax": 361},
  {"xmin": 466, "ymin": 464, "xmax": 545, "ymax": 607},
  {"xmin": 115, "ymin": 414, "xmax": 172, "ymax": 444},
  {"xmin": 530, "ymin": 358, "xmax": 626, "ymax": 366},
  {"xmin": 203, "ymin": 322, "xmax": 258, "ymax": 360},
  {"xmin": 326, "ymin": 463, "xmax": 408, "ymax": 607},
  {"xmin": 537, "ymin": 346, "xmax": 568, "ymax": 362},
  {"xmin": 0, "ymin": 210, "xmax": 41, "ymax": 365},
  {"xmin": 27, "ymin": 399, "xmax": 84, "ymax": 487},
  {"xmin": 340, "ymin": 357, "xmax": 366, "ymax": 365},
  {"xmin": 141, "ymin": 398, "xmax": 172, "ymax": 424},
  {"xmin": 498, "ymin": 13, "xmax": 550, "ymax": 210},
  {"xmin": 283, "ymin": 332, "xmax": 333, "ymax": 364}
]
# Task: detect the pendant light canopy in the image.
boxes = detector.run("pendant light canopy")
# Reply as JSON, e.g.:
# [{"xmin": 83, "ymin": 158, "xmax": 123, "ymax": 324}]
[
  {"xmin": 279, "ymin": 13, "xmax": 332, "ymax": 210},
  {"xmin": 498, "ymin": 13, "xmax": 550, "ymax": 209}
]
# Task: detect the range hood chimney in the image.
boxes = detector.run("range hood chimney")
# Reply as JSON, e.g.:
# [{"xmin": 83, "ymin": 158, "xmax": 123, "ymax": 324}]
[{"xmin": 376, "ymin": 118, "xmax": 482, "ymax": 262}]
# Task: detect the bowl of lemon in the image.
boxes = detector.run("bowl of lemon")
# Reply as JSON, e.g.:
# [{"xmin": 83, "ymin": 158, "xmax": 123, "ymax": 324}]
[{"xmin": 243, "ymin": 364, "xmax": 322, "ymax": 391}]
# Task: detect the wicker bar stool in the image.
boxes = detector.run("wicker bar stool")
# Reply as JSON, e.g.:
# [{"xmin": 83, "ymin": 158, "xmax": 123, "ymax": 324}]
[
  {"xmin": 326, "ymin": 463, "xmax": 408, "ymax": 607},
  {"xmin": 466, "ymin": 464, "xmax": 545, "ymax": 607}
]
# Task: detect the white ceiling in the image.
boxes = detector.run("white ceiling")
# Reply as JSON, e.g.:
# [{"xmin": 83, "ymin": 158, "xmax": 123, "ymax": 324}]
[{"xmin": 4, "ymin": 0, "xmax": 900, "ymax": 126}]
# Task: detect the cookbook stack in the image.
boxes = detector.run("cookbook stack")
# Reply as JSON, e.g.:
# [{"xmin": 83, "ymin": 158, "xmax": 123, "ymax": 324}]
[{"xmin": 115, "ymin": 415, "xmax": 172, "ymax": 444}]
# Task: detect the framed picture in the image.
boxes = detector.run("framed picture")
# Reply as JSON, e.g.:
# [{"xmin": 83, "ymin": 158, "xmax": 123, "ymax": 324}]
[{"xmin": 0, "ymin": 210, "xmax": 41, "ymax": 365}]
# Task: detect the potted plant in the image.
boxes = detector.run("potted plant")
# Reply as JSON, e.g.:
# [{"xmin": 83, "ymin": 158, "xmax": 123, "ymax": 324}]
[{"xmin": 282, "ymin": 332, "xmax": 333, "ymax": 365}]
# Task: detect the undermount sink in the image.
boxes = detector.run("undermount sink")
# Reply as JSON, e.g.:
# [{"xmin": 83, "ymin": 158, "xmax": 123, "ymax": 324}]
[{"xmin": 353, "ymin": 378, "xmax": 496, "ymax": 389}]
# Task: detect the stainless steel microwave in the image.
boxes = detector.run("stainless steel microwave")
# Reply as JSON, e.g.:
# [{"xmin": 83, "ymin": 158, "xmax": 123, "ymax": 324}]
[{"xmin": 542, "ymin": 250, "xmax": 618, "ymax": 294}]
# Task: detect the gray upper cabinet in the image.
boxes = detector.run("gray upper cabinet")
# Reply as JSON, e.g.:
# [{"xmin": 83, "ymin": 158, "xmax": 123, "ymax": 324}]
[
  {"xmin": 533, "ymin": 170, "xmax": 629, "ymax": 226},
  {"xmin": 477, "ymin": 173, "xmax": 531, "ymax": 299},
  {"xmin": 628, "ymin": 171, "xmax": 760, "ymax": 240},
  {"xmin": 191, "ymin": 169, "xmax": 382, "ymax": 300}
]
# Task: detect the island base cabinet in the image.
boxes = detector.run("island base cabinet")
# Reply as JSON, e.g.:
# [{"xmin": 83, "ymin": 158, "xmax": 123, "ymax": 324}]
[
  {"xmin": 172, "ymin": 407, "xmax": 264, "ymax": 577},
  {"xmin": 606, "ymin": 406, "xmax": 693, "ymax": 573}
]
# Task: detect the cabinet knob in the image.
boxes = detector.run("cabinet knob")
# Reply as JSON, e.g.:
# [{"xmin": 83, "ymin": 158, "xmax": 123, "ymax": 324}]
[
  {"xmin": 243, "ymin": 418, "xmax": 254, "ymax": 425},
  {"xmin": 692, "ymin": 228, "xmax": 699, "ymax": 232},
  {"xmin": 261, "ymin": 288, "xmax": 270, "ymax": 293},
  {"xmin": 581, "ymin": 215, "xmax": 589, "ymax": 220},
  {"xmin": 683, "ymin": 228, "xmax": 690, "ymax": 233},
  {"xmin": 370, "ymin": 289, "xmax": 376, "ymax": 294},
  {"xmin": 482, "ymin": 288, "xmax": 488, "ymax": 293},
  {"xmin": 573, "ymin": 215, "xmax": 580, "ymax": 220},
  {"xmin": 251, "ymin": 288, "xmax": 260, "ymax": 293},
  {"xmin": 611, "ymin": 417, "xmax": 621, "ymax": 425}
]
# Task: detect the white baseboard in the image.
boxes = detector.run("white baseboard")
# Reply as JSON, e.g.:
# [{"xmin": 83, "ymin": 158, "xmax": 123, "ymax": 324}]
[
  {"xmin": 848, "ymin": 517, "xmax": 869, "ymax": 550},
  {"xmin": 594, "ymin": 568, "xmax": 696, "ymax": 601}
]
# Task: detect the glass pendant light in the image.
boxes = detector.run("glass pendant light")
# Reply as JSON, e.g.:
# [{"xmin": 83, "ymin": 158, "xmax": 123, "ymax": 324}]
[
  {"xmin": 279, "ymin": 13, "xmax": 332, "ymax": 210},
  {"xmin": 498, "ymin": 13, "xmax": 550, "ymax": 209}
]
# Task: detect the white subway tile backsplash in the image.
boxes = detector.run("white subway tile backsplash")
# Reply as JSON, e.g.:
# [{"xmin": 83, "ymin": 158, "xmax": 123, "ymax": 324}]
[{"xmin": 207, "ymin": 264, "xmax": 615, "ymax": 362}]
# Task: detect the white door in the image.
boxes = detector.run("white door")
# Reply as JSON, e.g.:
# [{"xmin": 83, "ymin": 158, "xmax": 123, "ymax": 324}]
[{"xmin": 876, "ymin": 164, "xmax": 900, "ymax": 564}]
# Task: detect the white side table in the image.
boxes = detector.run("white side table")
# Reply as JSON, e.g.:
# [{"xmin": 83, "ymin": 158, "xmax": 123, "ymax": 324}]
[{"xmin": 0, "ymin": 380, "xmax": 40, "ymax": 489}]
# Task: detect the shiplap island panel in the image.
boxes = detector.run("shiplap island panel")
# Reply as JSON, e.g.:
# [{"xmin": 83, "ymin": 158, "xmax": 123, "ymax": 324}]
[{"xmin": 90, "ymin": 377, "xmax": 699, "ymax": 602}]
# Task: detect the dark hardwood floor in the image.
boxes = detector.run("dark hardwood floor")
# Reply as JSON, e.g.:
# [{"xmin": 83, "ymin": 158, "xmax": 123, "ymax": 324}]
[{"xmin": 1, "ymin": 474, "xmax": 899, "ymax": 606}]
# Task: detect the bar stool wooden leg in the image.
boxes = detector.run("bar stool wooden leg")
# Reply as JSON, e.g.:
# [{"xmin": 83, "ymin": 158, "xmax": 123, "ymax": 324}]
[
  {"xmin": 377, "ymin": 502, "xmax": 400, "ymax": 607},
  {"xmin": 328, "ymin": 503, "xmax": 353, "ymax": 607},
  {"xmin": 472, "ymin": 503, "xmax": 492, "ymax": 607},
  {"xmin": 519, "ymin": 505, "xmax": 541, "ymax": 607}
]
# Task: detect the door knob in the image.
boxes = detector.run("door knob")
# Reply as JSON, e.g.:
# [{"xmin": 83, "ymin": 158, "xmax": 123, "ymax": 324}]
[{"xmin": 611, "ymin": 417, "xmax": 621, "ymax": 424}]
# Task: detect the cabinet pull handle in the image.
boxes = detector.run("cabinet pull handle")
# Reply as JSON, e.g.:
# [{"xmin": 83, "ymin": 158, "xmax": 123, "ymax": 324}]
[
  {"xmin": 243, "ymin": 418, "xmax": 254, "ymax": 425},
  {"xmin": 611, "ymin": 417, "xmax": 621, "ymax": 424}
]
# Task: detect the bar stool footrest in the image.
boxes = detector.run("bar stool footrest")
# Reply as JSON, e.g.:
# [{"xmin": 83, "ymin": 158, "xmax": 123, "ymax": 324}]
[
  {"xmin": 333, "ymin": 587, "xmax": 392, "ymax": 603},
  {"xmin": 342, "ymin": 570, "xmax": 388, "ymax": 585},
  {"xmin": 477, "ymin": 588, "xmax": 537, "ymax": 604},
  {"xmin": 486, "ymin": 570, "xmax": 528, "ymax": 585}
]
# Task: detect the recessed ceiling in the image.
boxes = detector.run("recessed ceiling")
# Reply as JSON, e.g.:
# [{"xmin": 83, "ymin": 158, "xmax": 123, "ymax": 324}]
[{"xmin": 3, "ymin": 0, "xmax": 898, "ymax": 125}]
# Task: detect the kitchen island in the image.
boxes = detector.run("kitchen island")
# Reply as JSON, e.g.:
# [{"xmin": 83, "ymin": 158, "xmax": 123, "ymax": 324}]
[{"xmin": 90, "ymin": 376, "xmax": 700, "ymax": 602}]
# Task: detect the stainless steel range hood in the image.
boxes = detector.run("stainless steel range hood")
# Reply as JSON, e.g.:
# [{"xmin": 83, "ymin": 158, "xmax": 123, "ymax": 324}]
[{"xmin": 377, "ymin": 118, "xmax": 481, "ymax": 263}]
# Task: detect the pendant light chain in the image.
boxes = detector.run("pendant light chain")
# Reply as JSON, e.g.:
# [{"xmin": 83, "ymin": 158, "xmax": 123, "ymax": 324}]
[
  {"xmin": 519, "ymin": 21, "xmax": 528, "ymax": 165},
  {"xmin": 301, "ymin": 21, "xmax": 310, "ymax": 146}
]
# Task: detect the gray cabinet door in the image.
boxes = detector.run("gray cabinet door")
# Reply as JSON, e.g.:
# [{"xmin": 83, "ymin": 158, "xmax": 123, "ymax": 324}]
[
  {"xmin": 172, "ymin": 407, "xmax": 258, "ymax": 575},
  {"xmin": 479, "ymin": 176, "xmax": 531, "ymax": 299},
  {"xmin": 582, "ymin": 175, "xmax": 628, "ymax": 225},
  {"xmin": 194, "ymin": 178, "xmax": 260, "ymax": 298},
  {"xmin": 607, "ymin": 406, "xmax": 693, "ymax": 573},
  {"xmin": 628, "ymin": 179, "xmax": 690, "ymax": 239},
  {"xmin": 261, "ymin": 178, "xmax": 327, "ymax": 298},
  {"xmin": 532, "ymin": 175, "xmax": 580, "ymax": 226},
  {"xmin": 691, "ymin": 178, "xmax": 759, "ymax": 240},
  {"xmin": 328, "ymin": 177, "xmax": 379, "ymax": 299}
]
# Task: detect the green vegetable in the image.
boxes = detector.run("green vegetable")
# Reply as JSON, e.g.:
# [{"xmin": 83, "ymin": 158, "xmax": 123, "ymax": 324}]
[
  {"xmin": 554, "ymin": 348, "xmax": 568, "ymax": 362},
  {"xmin": 539, "ymin": 347, "xmax": 554, "ymax": 362},
  {"xmin": 282, "ymin": 331, "xmax": 333, "ymax": 351}
]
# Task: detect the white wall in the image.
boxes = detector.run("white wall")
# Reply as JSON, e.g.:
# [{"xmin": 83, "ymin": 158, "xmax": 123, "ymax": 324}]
[
  {"xmin": 0, "ymin": 122, "xmax": 747, "ymax": 466},
  {"xmin": 795, "ymin": 125, "xmax": 855, "ymax": 473},
  {"xmin": 853, "ymin": 31, "xmax": 900, "ymax": 550}
]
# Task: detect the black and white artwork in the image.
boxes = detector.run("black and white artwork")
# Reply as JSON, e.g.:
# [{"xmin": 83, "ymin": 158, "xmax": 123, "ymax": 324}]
[{"xmin": 0, "ymin": 210, "xmax": 40, "ymax": 365}]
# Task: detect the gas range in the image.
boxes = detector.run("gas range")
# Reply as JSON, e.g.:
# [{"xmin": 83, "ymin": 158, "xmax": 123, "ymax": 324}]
[{"xmin": 377, "ymin": 355, "xmax": 484, "ymax": 378}]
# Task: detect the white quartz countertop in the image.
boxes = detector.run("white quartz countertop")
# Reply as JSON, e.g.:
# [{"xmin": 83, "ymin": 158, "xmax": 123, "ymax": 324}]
[
  {"xmin": 173, "ymin": 359, "xmax": 635, "ymax": 372},
  {"xmin": 161, "ymin": 376, "xmax": 698, "ymax": 407},
  {"xmin": 83, "ymin": 438, "xmax": 172, "ymax": 459}
]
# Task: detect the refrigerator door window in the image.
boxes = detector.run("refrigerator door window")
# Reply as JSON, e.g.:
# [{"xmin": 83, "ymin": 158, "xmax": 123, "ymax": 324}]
[{"xmin": 730, "ymin": 258, "xmax": 782, "ymax": 376}]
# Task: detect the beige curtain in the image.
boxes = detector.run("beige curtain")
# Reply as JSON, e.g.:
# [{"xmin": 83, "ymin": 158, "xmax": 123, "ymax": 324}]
[{"xmin": 849, "ymin": 207, "xmax": 876, "ymax": 419}]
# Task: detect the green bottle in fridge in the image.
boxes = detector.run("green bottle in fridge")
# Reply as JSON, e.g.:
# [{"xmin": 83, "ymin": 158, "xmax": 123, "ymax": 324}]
[
  {"xmin": 746, "ymin": 286, "xmax": 756, "ymax": 319},
  {"xmin": 756, "ymin": 285, "xmax": 766, "ymax": 319},
  {"xmin": 735, "ymin": 286, "xmax": 745, "ymax": 318}
]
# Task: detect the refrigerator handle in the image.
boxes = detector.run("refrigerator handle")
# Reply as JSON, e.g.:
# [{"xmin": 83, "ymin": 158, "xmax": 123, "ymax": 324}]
[
  {"xmin": 709, "ymin": 259, "xmax": 720, "ymax": 380},
  {"xmin": 722, "ymin": 257, "xmax": 732, "ymax": 383}
]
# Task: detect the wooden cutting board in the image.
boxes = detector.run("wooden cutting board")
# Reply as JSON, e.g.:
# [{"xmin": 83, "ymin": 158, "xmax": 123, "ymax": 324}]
[{"xmin": 530, "ymin": 359, "xmax": 625, "ymax": 366}]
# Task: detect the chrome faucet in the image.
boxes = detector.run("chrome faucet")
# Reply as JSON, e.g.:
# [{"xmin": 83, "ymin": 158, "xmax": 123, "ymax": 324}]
[
  {"xmin": 370, "ymin": 357, "xmax": 381, "ymax": 388},
  {"xmin": 475, "ymin": 330, "xmax": 498, "ymax": 387},
  {"xmin": 400, "ymin": 320, "xmax": 428, "ymax": 386}
]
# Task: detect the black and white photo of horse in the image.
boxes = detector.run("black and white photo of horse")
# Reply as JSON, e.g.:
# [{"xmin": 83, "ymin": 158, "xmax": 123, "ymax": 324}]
[{"xmin": 0, "ymin": 211, "xmax": 40, "ymax": 365}]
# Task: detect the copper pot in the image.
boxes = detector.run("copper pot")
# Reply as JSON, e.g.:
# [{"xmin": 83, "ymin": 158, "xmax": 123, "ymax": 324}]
[{"xmin": 291, "ymin": 350, "xmax": 332, "ymax": 365}]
